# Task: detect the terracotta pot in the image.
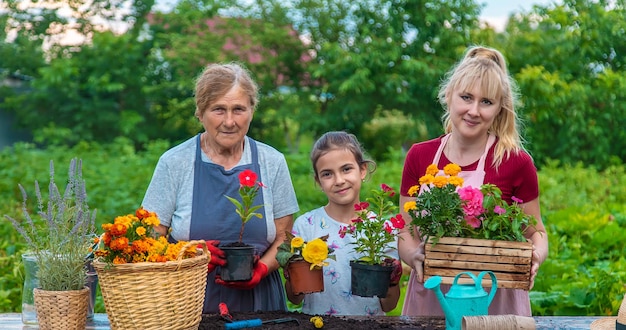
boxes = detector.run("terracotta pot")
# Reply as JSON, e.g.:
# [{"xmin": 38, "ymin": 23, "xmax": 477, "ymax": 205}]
[
  {"xmin": 34, "ymin": 287, "xmax": 90, "ymax": 330},
  {"xmin": 220, "ymin": 244, "xmax": 256, "ymax": 281},
  {"xmin": 287, "ymin": 260, "xmax": 324, "ymax": 294},
  {"xmin": 350, "ymin": 260, "xmax": 393, "ymax": 298}
]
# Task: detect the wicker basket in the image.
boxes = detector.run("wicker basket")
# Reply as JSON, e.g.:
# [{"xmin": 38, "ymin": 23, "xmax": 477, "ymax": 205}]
[
  {"xmin": 93, "ymin": 240, "xmax": 210, "ymax": 330},
  {"xmin": 34, "ymin": 287, "xmax": 89, "ymax": 330}
]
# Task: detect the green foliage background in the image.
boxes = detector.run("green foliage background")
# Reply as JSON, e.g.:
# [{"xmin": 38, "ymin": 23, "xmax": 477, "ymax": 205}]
[{"xmin": 1, "ymin": 140, "xmax": 624, "ymax": 316}]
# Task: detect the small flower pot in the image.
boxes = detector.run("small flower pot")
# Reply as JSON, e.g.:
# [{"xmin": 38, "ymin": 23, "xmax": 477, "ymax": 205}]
[
  {"xmin": 220, "ymin": 244, "xmax": 256, "ymax": 281},
  {"xmin": 34, "ymin": 287, "xmax": 90, "ymax": 330},
  {"xmin": 287, "ymin": 260, "xmax": 324, "ymax": 294},
  {"xmin": 350, "ymin": 260, "xmax": 393, "ymax": 298}
]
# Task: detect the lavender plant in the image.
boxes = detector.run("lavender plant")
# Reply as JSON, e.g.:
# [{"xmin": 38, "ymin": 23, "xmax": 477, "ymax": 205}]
[{"xmin": 4, "ymin": 158, "xmax": 97, "ymax": 291}]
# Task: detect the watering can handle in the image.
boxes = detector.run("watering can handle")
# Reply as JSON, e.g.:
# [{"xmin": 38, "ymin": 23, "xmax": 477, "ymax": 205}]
[
  {"xmin": 452, "ymin": 271, "xmax": 478, "ymax": 286},
  {"xmin": 477, "ymin": 271, "xmax": 498, "ymax": 305}
]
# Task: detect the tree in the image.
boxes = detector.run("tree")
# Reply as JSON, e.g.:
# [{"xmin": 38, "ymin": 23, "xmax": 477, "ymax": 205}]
[{"xmin": 501, "ymin": 0, "xmax": 626, "ymax": 168}]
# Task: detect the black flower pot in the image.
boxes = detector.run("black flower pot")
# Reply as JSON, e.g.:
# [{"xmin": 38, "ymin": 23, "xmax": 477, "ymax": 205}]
[
  {"xmin": 350, "ymin": 260, "xmax": 393, "ymax": 298},
  {"xmin": 220, "ymin": 244, "xmax": 256, "ymax": 281}
]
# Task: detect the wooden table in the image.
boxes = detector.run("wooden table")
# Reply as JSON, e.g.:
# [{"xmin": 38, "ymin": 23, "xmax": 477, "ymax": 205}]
[{"xmin": 0, "ymin": 313, "xmax": 603, "ymax": 329}]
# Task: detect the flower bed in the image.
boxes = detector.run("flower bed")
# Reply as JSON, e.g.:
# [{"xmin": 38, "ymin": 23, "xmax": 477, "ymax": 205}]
[{"xmin": 424, "ymin": 237, "xmax": 532, "ymax": 290}]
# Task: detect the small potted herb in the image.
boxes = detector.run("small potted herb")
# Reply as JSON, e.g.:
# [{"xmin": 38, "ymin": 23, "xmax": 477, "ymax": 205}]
[{"xmin": 5, "ymin": 159, "xmax": 97, "ymax": 329}]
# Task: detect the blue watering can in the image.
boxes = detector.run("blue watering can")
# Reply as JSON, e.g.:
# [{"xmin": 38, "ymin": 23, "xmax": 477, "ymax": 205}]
[{"xmin": 424, "ymin": 271, "xmax": 497, "ymax": 330}]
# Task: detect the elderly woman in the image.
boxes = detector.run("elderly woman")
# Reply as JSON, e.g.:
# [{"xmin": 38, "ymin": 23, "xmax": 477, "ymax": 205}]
[{"xmin": 141, "ymin": 62, "xmax": 299, "ymax": 313}]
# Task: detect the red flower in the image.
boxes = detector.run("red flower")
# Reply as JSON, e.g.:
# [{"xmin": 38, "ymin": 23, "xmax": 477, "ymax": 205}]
[
  {"xmin": 238, "ymin": 169, "xmax": 258, "ymax": 187},
  {"xmin": 390, "ymin": 214, "xmax": 405, "ymax": 229},
  {"xmin": 354, "ymin": 202, "xmax": 369, "ymax": 211},
  {"xmin": 381, "ymin": 183, "xmax": 395, "ymax": 197}
]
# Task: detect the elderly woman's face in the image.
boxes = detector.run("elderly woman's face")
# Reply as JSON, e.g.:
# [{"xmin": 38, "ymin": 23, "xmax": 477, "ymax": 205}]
[{"xmin": 199, "ymin": 85, "xmax": 254, "ymax": 151}]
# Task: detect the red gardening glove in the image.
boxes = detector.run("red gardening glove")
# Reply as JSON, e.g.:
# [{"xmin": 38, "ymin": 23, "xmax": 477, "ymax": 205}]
[
  {"xmin": 384, "ymin": 258, "xmax": 403, "ymax": 287},
  {"xmin": 215, "ymin": 261, "xmax": 268, "ymax": 290},
  {"xmin": 199, "ymin": 240, "xmax": 226, "ymax": 273}
]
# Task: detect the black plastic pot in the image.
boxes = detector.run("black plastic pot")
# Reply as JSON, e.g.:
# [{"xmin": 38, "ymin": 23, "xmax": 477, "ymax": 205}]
[
  {"xmin": 350, "ymin": 260, "xmax": 393, "ymax": 297},
  {"xmin": 220, "ymin": 244, "xmax": 256, "ymax": 281}
]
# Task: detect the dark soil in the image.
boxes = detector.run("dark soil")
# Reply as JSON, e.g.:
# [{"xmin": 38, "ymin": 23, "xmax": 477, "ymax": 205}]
[{"xmin": 199, "ymin": 311, "xmax": 445, "ymax": 329}]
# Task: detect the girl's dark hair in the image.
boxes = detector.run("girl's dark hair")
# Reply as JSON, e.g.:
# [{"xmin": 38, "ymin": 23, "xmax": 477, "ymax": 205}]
[{"xmin": 310, "ymin": 131, "xmax": 376, "ymax": 183}]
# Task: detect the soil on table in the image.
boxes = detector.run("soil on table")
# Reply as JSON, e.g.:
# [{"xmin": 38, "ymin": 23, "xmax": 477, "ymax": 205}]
[{"xmin": 200, "ymin": 310, "xmax": 445, "ymax": 329}]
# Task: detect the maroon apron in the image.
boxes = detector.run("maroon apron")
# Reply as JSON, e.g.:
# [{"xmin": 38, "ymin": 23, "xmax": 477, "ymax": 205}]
[{"xmin": 403, "ymin": 134, "xmax": 531, "ymax": 316}]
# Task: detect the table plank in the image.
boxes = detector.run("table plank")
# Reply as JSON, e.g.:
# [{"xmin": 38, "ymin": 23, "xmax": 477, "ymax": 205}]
[{"xmin": 0, "ymin": 313, "xmax": 603, "ymax": 329}]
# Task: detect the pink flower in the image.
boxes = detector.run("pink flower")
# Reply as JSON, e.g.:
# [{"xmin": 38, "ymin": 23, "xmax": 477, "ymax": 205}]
[
  {"xmin": 464, "ymin": 216, "xmax": 482, "ymax": 229},
  {"xmin": 494, "ymin": 205, "xmax": 506, "ymax": 215},
  {"xmin": 512, "ymin": 196, "xmax": 523, "ymax": 204},
  {"xmin": 458, "ymin": 186, "xmax": 485, "ymax": 217}
]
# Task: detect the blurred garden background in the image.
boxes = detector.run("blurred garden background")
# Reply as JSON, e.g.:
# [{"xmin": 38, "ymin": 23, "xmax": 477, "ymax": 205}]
[{"xmin": 1, "ymin": 0, "xmax": 625, "ymax": 317}]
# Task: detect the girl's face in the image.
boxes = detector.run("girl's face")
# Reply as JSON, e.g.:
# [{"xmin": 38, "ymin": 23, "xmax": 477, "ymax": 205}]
[
  {"xmin": 448, "ymin": 83, "xmax": 501, "ymax": 140},
  {"xmin": 198, "ymin": 85, "xmax": 254, "ymax": 151},
  {"xmin": 315, "ymin": 148, "xmax": 367, "ymax": 209}
]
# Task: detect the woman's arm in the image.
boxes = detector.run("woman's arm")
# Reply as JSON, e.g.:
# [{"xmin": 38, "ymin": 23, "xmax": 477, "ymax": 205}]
[
  {"xmin": 521, "ymin": 197, "xmax": 548, "ymax": 289},
  {"xmin": 260, "ymin": 214, "xmax": 293, "ymax": 273},
  {"xmin": 397, "ymin": 195, "xmax": 425, "ymax": 282}
]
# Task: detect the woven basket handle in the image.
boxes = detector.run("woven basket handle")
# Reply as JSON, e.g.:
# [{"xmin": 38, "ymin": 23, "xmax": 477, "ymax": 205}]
[{"xmin": 175, "ymin": 240, "xmax": 211, "ymax": 270}]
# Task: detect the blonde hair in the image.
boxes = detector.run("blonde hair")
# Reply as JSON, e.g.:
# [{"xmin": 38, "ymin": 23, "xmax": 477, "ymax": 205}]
[
  {"xmin": 194, "ymin": 62, "xmax": 259, "ymax": 118},
  {"xmin": 439, "ymin": 46, "xmax": 524, "ymax": 168}
]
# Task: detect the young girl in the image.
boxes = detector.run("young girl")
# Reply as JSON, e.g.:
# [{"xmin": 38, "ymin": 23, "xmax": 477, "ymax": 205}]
[{"xmin": 284, "ymin": 131, "xmax": 402, "ymax": 316}]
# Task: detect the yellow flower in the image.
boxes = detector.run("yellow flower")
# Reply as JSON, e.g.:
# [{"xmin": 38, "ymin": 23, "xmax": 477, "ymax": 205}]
[
  {"xmin": 448, "ymin": 175, "xmax": 464, "ymax": 187},
  {"xmin": 291, "ymin": 237, "xmax": 304, "ymax": 253},
  {"xmin": 404, "ymin": 201, "xmax": 417, "ymax": 213},
  {"xmin": 432, "ymin": 176, "xmax": 449, "ymax": 188},
  {"xmin": 419, "ymin": 174, "xmax": 434, "ymax": 186},
  {"xmin": 425, "ymin": 164, "xmax": 439, "ymax": 176},
  {"xmin": 302, "ymin": 238, "xmax": 330, "ymax": 269},
  {"xmin": 407, "ymin": 185, "xmax": 419, "ymax": 197},
  {"xmin": 443, "ymin": 163, "xmax": 461, "ymax": 176},
  {"xmin": 135, "ymin": 226, "xmax": 146, "ymax": 236},
  {"xmin": 310, "ymin": 316, "xmax": 324, "ymax": 328}
]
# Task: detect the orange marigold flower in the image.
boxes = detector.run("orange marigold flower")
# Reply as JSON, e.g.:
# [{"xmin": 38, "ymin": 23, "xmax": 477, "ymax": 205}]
[
  {"xmin": 135, "ymin": 226, "xmax": 146, "ymax": 236},
  {"xmin": 407, "ymin": 185, "xmax": 419, "ymax": 197},
  {"xmin": 110, "ymin": 237, "xmax": 129, "ymax": 251},
  {"xmin": 425, "ymin": 164, "xmax": 439, "ymax": 176},
  {"xmin": 443, "ymin": 163, "xmax": 462, "ymax": 176},
  {"xmin": 113, "ymin": 256, "xmax": 127, "ymax": 264},
  {"xmin": 109, "ymin": 223, "xmax": 128, "ymax": 236},
  {"xmin": 419, "ymin": 174, "xmax": 434, "ymax": 186},
  {"xmin": 135, "ymin": 206, "xmax": 150, "ymax": 219},
  {"xmin": 448, "ymin": 176, "xmax": 464, "ymax": 187},
  {"xmin": 143, "ymin": 215, "xmax": 160, "ymax": 227},
  {"xmin": 432, "ymin": 176, "xmax": 448, "ymax": 188}
]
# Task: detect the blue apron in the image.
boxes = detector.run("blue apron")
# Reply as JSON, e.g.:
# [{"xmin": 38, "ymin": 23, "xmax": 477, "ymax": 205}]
[{"xmin": 189, "ymin": 133, "xmax": 286, "ymax": 313}]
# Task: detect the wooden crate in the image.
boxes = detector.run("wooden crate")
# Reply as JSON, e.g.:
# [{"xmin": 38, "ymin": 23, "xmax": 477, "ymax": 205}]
[{"xmin": 424, "ymin": 237, "xmax": 532, "ymax": 290}]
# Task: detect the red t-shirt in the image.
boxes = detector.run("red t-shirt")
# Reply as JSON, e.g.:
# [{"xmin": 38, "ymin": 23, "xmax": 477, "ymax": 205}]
[{"xmin": 400, "ymin": 136, "xmax": 539, "ymax": 205}]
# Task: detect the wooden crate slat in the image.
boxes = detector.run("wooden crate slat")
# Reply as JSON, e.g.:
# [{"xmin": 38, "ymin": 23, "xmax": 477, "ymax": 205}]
[
  {"xmin": 424, "ymin": 267, "xmax": 531, "ymax": 281},
  {"xmin": 427, "ymin": 275, "xmax": 530, "ymax": 290},
  {"xmin": 426, "ymin": 245, "xmax": 532, "ymax": 258},
  {"xmin": 424, "ymin": 237, "xmax": 532, "ymax": 291},
  {"xmin": 425, "ymin": 259, "xmax": 531, "ymax": 273},
  {"xmin": 425, "ymin": 251, "xmax": 531, "ymax": 264},
  {"xmin": 430, "ymin": 237, "xmax": 533, "ymax": 250}
]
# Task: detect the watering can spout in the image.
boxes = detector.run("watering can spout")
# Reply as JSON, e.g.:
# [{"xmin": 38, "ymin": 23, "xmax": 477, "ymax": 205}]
[{"xmin": 424, "ymin": 276, "xmax": 457, "ymax": 328}]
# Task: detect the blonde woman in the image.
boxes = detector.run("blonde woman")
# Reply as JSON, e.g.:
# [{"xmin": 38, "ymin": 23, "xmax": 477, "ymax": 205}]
[{"xmin": 397, "ymin": 46, "xmax": 548, "ymax": 316}]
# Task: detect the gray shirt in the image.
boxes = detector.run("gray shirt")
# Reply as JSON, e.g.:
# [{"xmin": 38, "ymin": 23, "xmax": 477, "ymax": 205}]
[{"xmin": 142, "ymin": 135, "xmax": 299, "ymax": 242}]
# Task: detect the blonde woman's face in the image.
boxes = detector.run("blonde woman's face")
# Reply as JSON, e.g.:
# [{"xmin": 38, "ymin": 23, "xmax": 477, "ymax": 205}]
[
  {"xmin": 448, "ymin": 84, "xmax": 501, "ymax": 140},
  {"xmin": 199, "ymin": 86, "xmax": 253, "ymax": 151}
]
